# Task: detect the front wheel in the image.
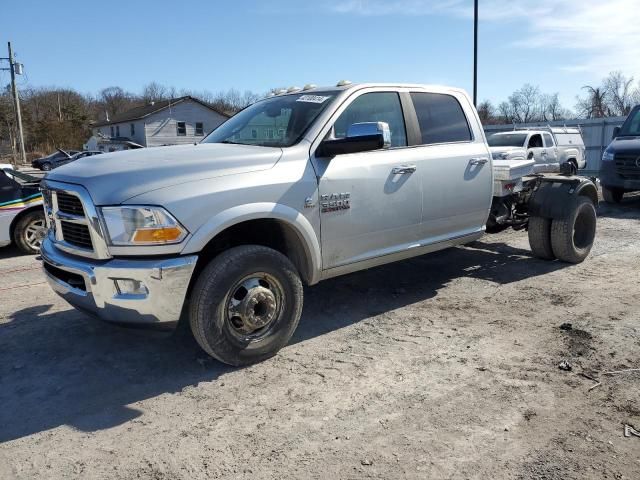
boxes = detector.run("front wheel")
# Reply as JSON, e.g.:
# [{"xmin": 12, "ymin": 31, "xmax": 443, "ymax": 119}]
[
  {"xmin": 602, "ymin": 185, "xmax": 624, "ymax": 204},
  {"xmin": 13, "ymin": 210, "xmax": 47, "ymax": 254},
  {"xmin": 189, "ymin": 245, "xmax": 303, "ymax": 366},
  {"xmin": 41, "ymin": 163, "xmax": 52, "ymax": 171}
]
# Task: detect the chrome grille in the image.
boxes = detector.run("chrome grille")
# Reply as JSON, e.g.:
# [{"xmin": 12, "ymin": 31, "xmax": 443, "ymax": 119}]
[
  {"xmin": 56, "ymin": 192, "xmax": 85, "ymax": 216},
  {"xmin": 42, "ymin": 181, "xmax": 111, "ymax": 259},
  {"xmin": 615, "ymin": 153, "xmax": 640, "ymax": 180},
  {"xmin": 60, "ymin": 222, "xmax": 93, "ymax": 249}
]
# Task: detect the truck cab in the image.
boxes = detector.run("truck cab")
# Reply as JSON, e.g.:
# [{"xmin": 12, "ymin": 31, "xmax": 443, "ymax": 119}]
[
  {"xmin": 39, "ymin": 82, "xmax": 597, "ymax": 366},
  {"xmin": 600, "ymin": 104, "xmax": 640, "ymax": 203}
]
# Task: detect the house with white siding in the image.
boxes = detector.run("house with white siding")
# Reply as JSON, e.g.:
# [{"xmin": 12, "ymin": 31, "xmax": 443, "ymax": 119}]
[{"xmin": 85, "ymin": 96, "xmax": 229, "ymax": 151}]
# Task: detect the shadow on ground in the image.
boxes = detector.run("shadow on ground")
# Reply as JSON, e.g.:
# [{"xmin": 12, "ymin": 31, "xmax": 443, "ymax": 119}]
[
  {"xmin": 0, "ymin": 239, "xmax": 570, "ymax": 443},
  {"xmin": 597, "ymin": 192, "xmax": 640, "ymax": 220}
]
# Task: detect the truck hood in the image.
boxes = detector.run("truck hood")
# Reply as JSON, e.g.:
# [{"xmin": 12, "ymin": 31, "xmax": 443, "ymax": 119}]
[
  {"xmin": 47, "ymin": 143, "xmax": 283, "ymax": 205},
  {"xmin": 609, "ymin": 136, "xmax": 640, "ymax": 154}
]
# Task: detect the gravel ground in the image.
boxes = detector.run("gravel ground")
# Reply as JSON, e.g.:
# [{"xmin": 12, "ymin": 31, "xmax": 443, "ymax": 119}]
[{"xmin": 1, "ymin": 195, "xmax": 639, "ymax": 479}]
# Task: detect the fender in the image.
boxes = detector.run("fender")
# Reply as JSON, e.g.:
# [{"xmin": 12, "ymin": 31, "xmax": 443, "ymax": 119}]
[
  {"xmin": 528, "ymin": 177, "xmax": 598, "ymax": 220},
  {"xmin": 181, "ymin": 202, "xmax": 323, "ymax": 285}
]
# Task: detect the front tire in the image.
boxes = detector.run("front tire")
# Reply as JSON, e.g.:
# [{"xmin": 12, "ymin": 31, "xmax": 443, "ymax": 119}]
[
  {"xmin": 41, "ymin": 163, "xmax": 52, "ymax": 171},
  {"xmin": 189, "ymin": 245, "xmax": 303, "ymax": 366},
  {"xmin": 13, "ymin": 210, "xmax": 47, "ymax": 254},
  {"xmin": 602, "ymin": 185, "xmax": 624, "ymax": 204},
  {"xmin": 550, "ymin": 197, "xmax": 597, "ymax": 263}
]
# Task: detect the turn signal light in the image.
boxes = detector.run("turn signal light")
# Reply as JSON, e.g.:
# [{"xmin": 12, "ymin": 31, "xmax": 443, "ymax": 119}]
[{"xmin": 132, "ymin": 226, "xmax": 184, "ymax": 244}]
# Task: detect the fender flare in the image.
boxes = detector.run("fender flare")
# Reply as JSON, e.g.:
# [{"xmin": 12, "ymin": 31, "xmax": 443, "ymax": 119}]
[
  {"xmin": 528, "ymin": 177, "xmax": 598, "ymax": 220},
  {"xmin": 181, "ymin": 202, "xmax": 322, "ymax": 284}
]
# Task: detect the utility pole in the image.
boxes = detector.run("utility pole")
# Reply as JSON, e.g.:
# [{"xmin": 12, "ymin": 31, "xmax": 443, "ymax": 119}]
[
  {"xmin": 473, "ymin": 0, "xmax": 479, "ymax": 107},
  {"xmin": 6, "ymin": 42, "xmax": 26, "ymax": 166}
]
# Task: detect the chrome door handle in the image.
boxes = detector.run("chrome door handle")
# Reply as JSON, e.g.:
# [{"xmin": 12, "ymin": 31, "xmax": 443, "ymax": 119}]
[
  {"xmin": 392, "ymin": 165, "xmax": 417, "ymax": 174},
  {"xmin": 469, "ymin": 157, "xmax": 488, "ymax": 166}
]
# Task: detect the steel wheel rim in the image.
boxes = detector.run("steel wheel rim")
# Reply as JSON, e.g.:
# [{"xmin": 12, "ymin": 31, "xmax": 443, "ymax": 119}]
[
  {"xmin": 224, "ymin": 272, "xmax": 285, "ymax": 341},
  {"xmin": 24, "ymin": 218, "xmax": 46, "ymax": 249}
]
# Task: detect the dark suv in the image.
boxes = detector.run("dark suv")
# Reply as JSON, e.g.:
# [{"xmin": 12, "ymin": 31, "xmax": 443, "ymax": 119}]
[{"xmin": 600, "ymin": 105, "xmax": 640, "ymax": 203}]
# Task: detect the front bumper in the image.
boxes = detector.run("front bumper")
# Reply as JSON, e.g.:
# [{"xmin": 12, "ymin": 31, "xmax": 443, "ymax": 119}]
[
  {"xmin": 600, "ymin": 160, "xmax": 640, "ymax": 191},
  {"xmin": 41, "ymin": 236, "xmax": 198, "ymax": 329}
]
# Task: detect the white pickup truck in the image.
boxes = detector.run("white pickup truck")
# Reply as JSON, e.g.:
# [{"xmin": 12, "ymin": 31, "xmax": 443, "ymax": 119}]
[
  {"xmin": 40, "ymin": 82, "xmax": 598, "ymax": 365},
  {"xmin": 488, "ymin": 127, "xmax": 586, "ymax": 175}
]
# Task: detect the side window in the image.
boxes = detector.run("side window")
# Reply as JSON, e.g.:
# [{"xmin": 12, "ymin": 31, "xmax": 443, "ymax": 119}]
[
  {"xmin": 528, "ymin": 134, "xmax": 543, "ymax": 148},
  {"xmin": 543, "ymin": 133, "xmax": 554, "ymax": 147},
  {"xmin": 410, "ymin": 92, "xmax": 472, "ymax": 145},
  {"xmin": 333, "ymin": 92, "xmax": 407, "ymax": 147}
]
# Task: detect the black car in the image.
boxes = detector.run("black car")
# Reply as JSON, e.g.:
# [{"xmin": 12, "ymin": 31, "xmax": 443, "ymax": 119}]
[
  {"xmin": 54, "ymin": 150, "xmax": 104, "ymax": 168},
  {"xmin": 600, "ymin": 105, "xmax": 640, "ymax": 203},
  {"xmin": 31, "ymin": 148, "xmax": 79, "ymax": 171}
]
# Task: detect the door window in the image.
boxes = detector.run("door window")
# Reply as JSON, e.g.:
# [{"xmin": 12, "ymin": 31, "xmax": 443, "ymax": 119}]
[
  {"xmin": 410, "ymin": 92, "xmax": 472, "ymax": 145},
  {"xmin": 543, "ymin": 133, "xmax": 554, "ymax": 147},
  {"xmin": 528, "ymin": 134, "xmax": 543, "ymax": 148},
  {"xmin": 333, "ymin": 92, "xmax": 407, "ymax": 147}
]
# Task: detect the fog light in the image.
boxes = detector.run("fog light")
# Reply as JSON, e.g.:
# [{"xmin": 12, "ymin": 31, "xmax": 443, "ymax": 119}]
[{"xmin": 114, "ymin": 279, "xmax": 148, "ymax": 296}]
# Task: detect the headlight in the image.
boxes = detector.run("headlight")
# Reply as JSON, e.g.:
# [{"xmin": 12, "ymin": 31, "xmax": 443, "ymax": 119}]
[
  {"xmin": 602, "ymin": 149, "xmax": 615, "ymax": 162},
  {"xmin": 99, "ymin": 206, "xmax": 188, "ymax": 246}
]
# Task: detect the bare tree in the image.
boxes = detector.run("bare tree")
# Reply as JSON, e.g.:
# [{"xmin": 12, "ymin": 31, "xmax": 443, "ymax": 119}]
[
  {"xmin": 577, "ymin": 86, "xmax": 609, "ymax": 118},
  {"xmin": 99, "ymin": 86, "xmax": 136, "ymax": 119},
  {"xmin": 141, "ymin": 82, "xmax": 169, "ymax": 103},
  {"xmin": 604, "ymin": 71, "xmax": 635, "ymax": 116},
  {"xmin": 477, "ymin": 100, "xmax": 497, "ymax": 125}
]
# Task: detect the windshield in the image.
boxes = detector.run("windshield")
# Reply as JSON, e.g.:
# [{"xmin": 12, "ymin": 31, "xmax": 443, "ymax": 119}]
[
  {"xmin": 203, "ymin": 92, "xmax": 337, "ymax": 147},
  {"xmin": 619, "ymin": 106, "xmax": 640, "ymax": 137},
  {"xmin": 488, "ymin": 133, "xmax": 528, "ymax": 147}
]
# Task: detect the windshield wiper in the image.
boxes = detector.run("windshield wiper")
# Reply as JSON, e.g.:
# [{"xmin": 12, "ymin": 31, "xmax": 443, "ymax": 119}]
[{"xmin": 219, "ymin": 140, "xmax": 245, "ymax": 145}]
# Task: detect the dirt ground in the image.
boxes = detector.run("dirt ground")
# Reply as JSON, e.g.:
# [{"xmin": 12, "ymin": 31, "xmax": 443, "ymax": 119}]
[{"xmin": 1, "ymin": 195, "xmax": 639, "ymax": 480}]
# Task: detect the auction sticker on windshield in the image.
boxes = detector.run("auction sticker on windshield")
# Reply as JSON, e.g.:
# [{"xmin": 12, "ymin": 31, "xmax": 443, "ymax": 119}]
[{"xmin": 296, "ymin": 95, "xmax": 330, "ymax": 103}]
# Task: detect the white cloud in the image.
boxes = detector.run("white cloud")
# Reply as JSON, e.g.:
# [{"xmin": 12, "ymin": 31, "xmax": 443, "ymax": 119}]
[{"xmin": 328, "ymin": 0, "xmax": 640, "ymax": 76}]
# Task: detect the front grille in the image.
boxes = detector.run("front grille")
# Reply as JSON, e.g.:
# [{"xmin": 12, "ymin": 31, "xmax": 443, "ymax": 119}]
[
  {"xmin": 56, "ymin": 192, "xmax": 85, "ymax": 216},
  {"xmin": 615, "ymin": 153, "xmax": 640, "ymax": 180},
  {"xmin": 60, "ymin": 221, "xmax": 93, "ymax": 250}
]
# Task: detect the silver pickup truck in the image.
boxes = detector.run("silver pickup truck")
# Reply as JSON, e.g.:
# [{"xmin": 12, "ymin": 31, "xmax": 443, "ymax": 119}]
[{"xmin": 40, "ymin": 82, "xmax": 598, "ymax": 365}]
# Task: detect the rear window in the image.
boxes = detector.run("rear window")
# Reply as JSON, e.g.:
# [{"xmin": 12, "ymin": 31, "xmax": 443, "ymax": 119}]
[
  {"xmin": 554, "ymin": 133, "xmax": 583, "ymax": 146},
  {"xmin": 410, "ymin": 92, "xmax": 472, "ymax": 145}
]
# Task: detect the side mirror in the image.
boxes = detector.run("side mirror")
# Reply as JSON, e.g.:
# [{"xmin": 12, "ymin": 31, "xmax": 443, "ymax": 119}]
[
  {"xmin": 612, "ymin": 126, "xmax": 621, "ymax": 140},
  {"xmin": 317, "ymin": 122, "xmax": 391, "ymax": 157}
]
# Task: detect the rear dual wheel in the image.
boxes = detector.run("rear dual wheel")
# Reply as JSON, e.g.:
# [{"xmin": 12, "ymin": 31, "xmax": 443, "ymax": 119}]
[
  {"xmin": 189, "ymin": 245, "xmax": 303, "ymax": 366},
  {"xmin": 528, "ymin": 197, "xmax": 597, "ymax": 264}
]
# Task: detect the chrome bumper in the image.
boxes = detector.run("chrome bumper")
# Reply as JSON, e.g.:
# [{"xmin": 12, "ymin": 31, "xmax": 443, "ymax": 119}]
[{"xmin": 41, "ymin": 236, "xmax": 198, "ymax": 328}]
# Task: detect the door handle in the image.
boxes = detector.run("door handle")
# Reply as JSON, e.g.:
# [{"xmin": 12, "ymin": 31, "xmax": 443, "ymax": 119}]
[
  {"xmin": 392, "ymin": 165, "xmax": 417, "ymax": 174},
  {"xmin": 469, "ymin": 157, "xmax": 488, "ymax": 166}
]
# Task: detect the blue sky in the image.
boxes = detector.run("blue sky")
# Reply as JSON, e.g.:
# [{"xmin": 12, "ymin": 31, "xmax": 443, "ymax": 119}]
[{"xmin": 3, "ymin": 0, "xmax": 639, "ymax": 112}]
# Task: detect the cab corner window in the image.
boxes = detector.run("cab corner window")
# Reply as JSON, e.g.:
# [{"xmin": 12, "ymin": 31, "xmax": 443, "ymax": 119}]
[
  {"xmin": 410, "ymin": 92, "xmax": 472, "ymax": 145},
  {"xmin": 333, "ymin": 92, "xmax": 407, "ymax": 148}
]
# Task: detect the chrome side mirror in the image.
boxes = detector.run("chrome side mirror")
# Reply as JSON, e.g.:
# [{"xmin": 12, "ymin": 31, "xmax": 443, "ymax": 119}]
[{"xmin": 346, "ymin": 122, "xmax": 391, "ymax": 148}]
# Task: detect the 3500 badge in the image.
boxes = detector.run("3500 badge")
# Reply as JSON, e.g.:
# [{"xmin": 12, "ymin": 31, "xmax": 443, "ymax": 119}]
[{"xmin": 320, "ymin": 193, "xmax": 350, "ymax": 213}]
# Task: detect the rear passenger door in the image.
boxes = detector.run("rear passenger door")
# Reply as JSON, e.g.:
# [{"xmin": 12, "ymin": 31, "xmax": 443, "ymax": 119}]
[{"xmin": 408, "ymin": 91, "xmax": 492, "ymax": 241}]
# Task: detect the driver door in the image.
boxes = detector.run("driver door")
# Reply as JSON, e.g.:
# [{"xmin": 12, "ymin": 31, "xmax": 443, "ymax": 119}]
[{"xmin": 312, "ymin": 91, "xmax": 423, "ymax": 270}]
